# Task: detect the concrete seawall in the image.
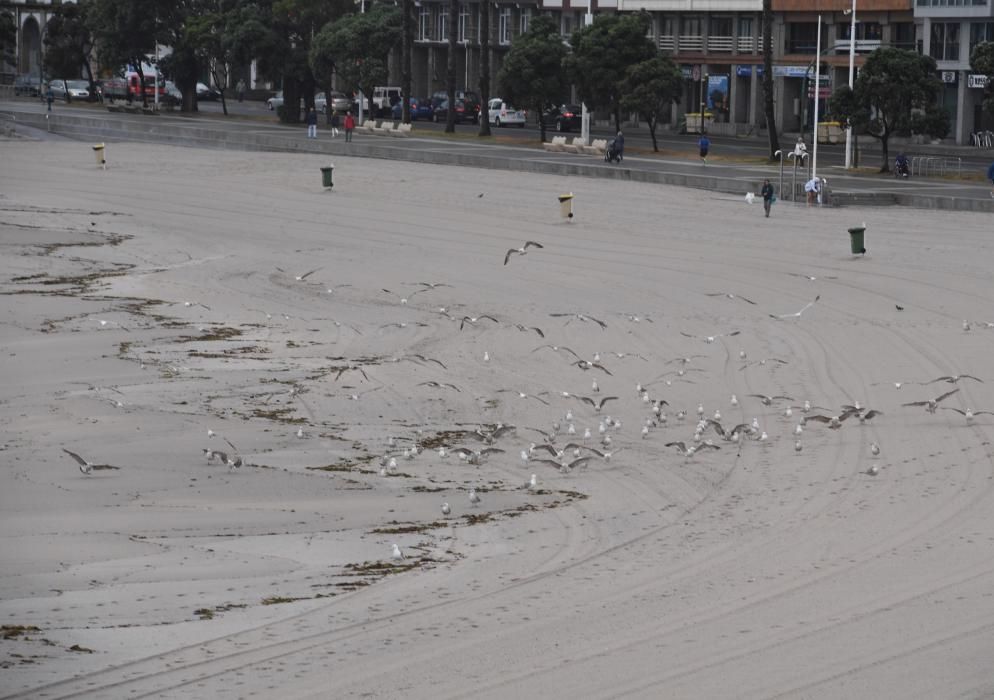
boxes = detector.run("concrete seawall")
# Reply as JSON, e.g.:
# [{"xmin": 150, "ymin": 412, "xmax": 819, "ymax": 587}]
[{"xmin": 10, "ymin": 109, "xmax": 993, "ymax": 213}]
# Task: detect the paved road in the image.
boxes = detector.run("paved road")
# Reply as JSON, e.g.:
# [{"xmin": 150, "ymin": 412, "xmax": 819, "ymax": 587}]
[{"xmin": 5, "ymin": 95, "xmax": 993, "ymax": 208}]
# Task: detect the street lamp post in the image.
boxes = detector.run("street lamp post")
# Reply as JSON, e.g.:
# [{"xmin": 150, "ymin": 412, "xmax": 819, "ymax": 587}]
[
  {"xmin": 811, "ymin": 15, "xmax": 821, "ymax": 182},
  {"xmin": 580, "ymin": 3, "xmax": 593, "ymax": 146},
  {"xmin": 844, "ymin": 0, "xmax": 857, "ymax": 169}
]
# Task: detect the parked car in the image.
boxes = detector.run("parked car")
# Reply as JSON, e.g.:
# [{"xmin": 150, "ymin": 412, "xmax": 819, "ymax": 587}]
[
  {"xmin": 313, "ymin": 92, "xmax": 329, "ymax": 111},
  {"xmin": 371, "ymin": 86, "xmax": 403, "ymax": 117},
  {"xmin": 431, "ymin": 89, "xmax": 481, "ymax": 123},
  {"xmin": 487, "ymin": 98, "xmax": 527, "ymax": 128},
  {"xmin": 196, "ymin": 82, "xmax": 221, "ymax": 101},
  {"xmin": 544, "ymin": 104, "xmax": 582, "ymax": 132},
  {"xmin": 391, "ymin": 97, "xmax": 433, "ymax": 121},
  {"xmin": 163, "ymin": 80, "xmax": 183, "ymax": 105},
  {"xmin": 48, "ymin": 79, "xmax": 91, "ymax": 101},
  {"xmin": 266, "ymin": 91, "xmax": 284, "ymax": 110},
  {"xmin": 14, "ymin": 74, "xmax": 42, "ymax": 97},
  {"xmin": 433, "ymin": 98, "xmax": 479, "ymax": 124},
  {"xmin": 327, "ymin": 91, "xmax": 353, "ymax": 113}
]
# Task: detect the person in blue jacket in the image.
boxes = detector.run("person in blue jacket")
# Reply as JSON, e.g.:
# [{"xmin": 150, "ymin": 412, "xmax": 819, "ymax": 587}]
[
  {"xmin": 988, "ymin": 160, "xmax": 994, "ymax": 198},
  {"xmin": 698, "ymin": 133, "xmax": 710, "ymax": 165}
]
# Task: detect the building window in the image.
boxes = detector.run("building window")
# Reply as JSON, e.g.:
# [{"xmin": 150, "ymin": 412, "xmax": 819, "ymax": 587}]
[
  {"xmin": 837, "ymin": 22, "xmax": 882, "ymax": 42},
  {"xmin": 418, "ymin": 6, "xmax": 430, "ymax": 41},
  {"xmin": 970, "ymin": 22, "xmax": 994, "ymax": 52},
  {"xmin": 930, "ymin": 22, "xmax": 960, "ymax": 61},
  {"xmin": 459, "ymin": 5, "xmax": 469, "ymax": 43},
  {"xmin": 892, "ymin": 22, "xmax": 915, "ymax": 51},
  {"xmin": 785, "ymin": 22, "xmax": 819, "ymax": 54},
  {"xmin": 680, "ymin": 16, "xmax": 703, "ymax": 52},
  {"xmin": 562, "ymin": 13, "xmax": 573, "ymax": 39},
  {"xmin": 737, "ymin": 17, "xmax": 753, "ymax": 38},
  {"xmin": 436, "ymin": 6, "xmax": 448, "ymax": 42},
  {"xmin": 499, "ymin": 7, "xmax": 511, "ymax": 45},
  {"xmin": 520, "ymin": 8, "xmax": 530, "ymax": 35}
]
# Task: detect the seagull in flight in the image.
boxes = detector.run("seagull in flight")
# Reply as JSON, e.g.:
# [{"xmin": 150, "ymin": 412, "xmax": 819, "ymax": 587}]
[
  {"xmin": 942, "ymin": 407, "xmax": 994, "ymax": 424},
  {"xmin": 419, "ymin": 380, "xmax": 462, "ymax": 392},
  {"xmin": 497, "ymin": 389, "xmax": 550, "ymax": 405},
  {"xmin": 550, "ymin": 312, "xmax": 608, "ymax": 329},
  {"xmin": 460, "ymin": 315, "xmax": 499, "ymax": 330},
  {"xmin": 665, "ymin": 441, "xmax": 720, "ymax": 458},
  {"xmin": 514, "ymin": 324, "xmax": 545, "ymax": 338},
  {"xmin": 573, "ymin": 360, "xmax": 613, "ymax": 375},
  {"xmin": 748, "ymin": 393, "xmax": 794, "ymax": 407},
  {"xmin": 706, "ymin": 292, "xmax": 756, "ymax": 305},
  {"xmin": 770, "ymin": 295, "xmax": 820, "ymax": 320},
  {"xmin": 923, "ymin": 374, "xmax": 983, "ymax": 385},
  {"xmin": 532, "ymin": 344, "xmax": 581, "ymax": 360},
  {"xmin": 575, "ymin": 395, "xmax": 619, "ymax": 412},
  {"xmin": 504, "ymin": 241, "xmax": 544, "ymax": 265},
  {"xmin": 63, "ymin": 448, "xmax": 121, "ymax": 475},
  {"xmin": 402, "ymin": 354, "xmax": 447, "ymax": 370},
  {"xmin": 788, "ymin": 273, "xmax": 836, "ymax": 281},
  {"xmin": 902, "ymin": 388, "xmax": 960, "ymax": 414},
  {"xmin": 680, "ymin": 330, "xmax": 740, "ymax": 344},
  {"xmin": 294, "ymin": 267, "xmax": 323, "ymax": 281}
]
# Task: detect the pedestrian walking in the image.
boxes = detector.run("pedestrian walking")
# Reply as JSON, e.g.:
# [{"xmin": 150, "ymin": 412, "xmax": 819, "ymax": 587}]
[
  {"xmin": 45, "ymin": 86, "xmax": 54, "ymax": 112},
  {"xmin": 330, "ymin": 110, "xmax": 340, "ymax": 138},
  {"xmin": 987, "ymin": 160, "xmax": 994, "ymax": 199},
  {"xmin": 761, "ymin": 179, "xmax": 775, "ymax": 218},
  {"xmin": 306, "ymin": 107, "xmax": 318, "ymax": 139},
  {"xmin": 236, "ymin": 79, "xmax": 246, "ymax": 103},
  {"xmin": 698, "ymin": 133, "xmax": 710, "ymax": 165},
  {"xmin": 344, "ymin": 112, "xmax": 355, "ymax": 142}
]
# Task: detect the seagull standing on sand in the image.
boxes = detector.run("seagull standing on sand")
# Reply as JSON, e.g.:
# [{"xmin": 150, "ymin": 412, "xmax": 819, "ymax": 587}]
[
  {"xmin": 469, "ymin": 489, "xmax": 481, "ymax": 506},
  {"xmin": 391, "ymin": 543, "xmax": 403, "ymax": 561}
]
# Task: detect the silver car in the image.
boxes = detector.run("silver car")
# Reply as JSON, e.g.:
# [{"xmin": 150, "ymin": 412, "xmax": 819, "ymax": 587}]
[{"xmin": 49, "ymin": 79, "xmax": 91, "ymax": 101}]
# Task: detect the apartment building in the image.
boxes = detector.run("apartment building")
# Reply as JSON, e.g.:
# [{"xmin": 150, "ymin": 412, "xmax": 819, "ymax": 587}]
[
  {"xmin": 917, "ymin": 0, "xmax": 994, "ymax": 141},
  {"xmin": 1, "ymin": 0, "xmax": 76, "ymax": 82}
]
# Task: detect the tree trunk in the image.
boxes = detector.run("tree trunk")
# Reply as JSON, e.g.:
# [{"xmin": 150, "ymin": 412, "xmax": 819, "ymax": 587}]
[
  {"xmin": 402, "ymin": 0, "xmax": 413, "ymax": 123},
  {"xmin": 649, "ymin": 115, "xmax": 658, "ymax": 152},
  {"xmin": 538, "ymin": 112, "xmax": 547, "ymax": 142},
  {"xmin": 761, "ymin": 0, "xmax": 780, "ymax": 159},
  {"xmin": 478, "ymin": 2, "xmax": 491, "ymax": 137},
  {"xmin": 879, "ymin": 131, "xmax": 890, "ymax": 173},
  {"xmin": 135, "ymin": 64, "xmax": 147, "ymax": 108},
  {"xmin": 446, "ymin": 0, "xmax": 458, "ymax": 133}
]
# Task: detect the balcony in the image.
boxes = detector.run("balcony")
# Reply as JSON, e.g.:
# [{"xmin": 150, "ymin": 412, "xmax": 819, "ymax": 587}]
[
  {"xmin": 737, "ymin": 36, "xmax": 756, "ymax": 52},
  {"xmin": 708, "ymin": 35, "xmax": 735, "ymax": 52},
  {"xmin": 832, "ymin": 39, "xmax": 882, "ymax": 53},
  {"xmin": 658, "ymin": 35, "xmax": 676, "ymax": 51},
  {"xmin": 679, "ymin": 34, "xmax": 704, "ymax": 51}
]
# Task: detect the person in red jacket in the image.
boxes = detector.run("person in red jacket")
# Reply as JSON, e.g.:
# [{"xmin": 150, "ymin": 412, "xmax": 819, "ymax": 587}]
[{"xmin": 344, "ymin": 112, "xmax": 355, "ymax": 142}]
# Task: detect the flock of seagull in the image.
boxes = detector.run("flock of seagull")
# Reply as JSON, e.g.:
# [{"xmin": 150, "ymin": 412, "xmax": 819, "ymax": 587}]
[{"xmin": 62, "ymin": 237, "xmax": 993, "ymax": 564}]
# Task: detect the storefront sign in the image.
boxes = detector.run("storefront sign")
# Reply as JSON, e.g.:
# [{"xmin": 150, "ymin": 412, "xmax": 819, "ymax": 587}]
[
  {"xmin": 774, "ymin": 66, "xmax": 811, "ymax": 78},
  {"xmin": 967, "ymin": 74, "xmax": 989, "ymax": 89},
  {"xmin": 707, "ymin": 75, "xmax": 729, "ymax": 111},
  {"xmin": 736, "ymin": 66, "xmax": 765, "ymax": 77},
  {"xmin": 940, "ymin": 71, "xmax": 957, "ymax": 84}
]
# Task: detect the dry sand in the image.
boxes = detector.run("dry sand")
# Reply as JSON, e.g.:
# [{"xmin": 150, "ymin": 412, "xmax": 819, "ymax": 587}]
[{"xmin": 1, "ymin": 140, "xmax": 993, "ymax": 699}]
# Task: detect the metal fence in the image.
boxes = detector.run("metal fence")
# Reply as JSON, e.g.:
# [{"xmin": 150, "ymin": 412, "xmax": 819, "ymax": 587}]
[
  {"xmin": 971, "ymin": 131, "xmax": 993, "ymax": 148},
  {"xmin": 910, "ymin": 155, "xmax": 961, "ymax": 178}
]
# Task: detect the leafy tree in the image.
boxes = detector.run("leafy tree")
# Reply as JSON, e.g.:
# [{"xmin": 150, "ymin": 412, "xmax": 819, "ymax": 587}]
[
  {"xmin": 567, "ymin": 12, "xmax": 655, "ymax": 131},
  {"xmin": 87, "ymin": 0, "xmax": 180, "ymax": 107},
  {"xmin": 477, "ymin": 2, "xmax": 492, "ymax": 137},
  {"xmin": 310, "ymin": 5, "xmax": 401, "ymax": 121},
  {"xmin": 971, "ymin": 41, "xmax": 994, "ymax": 120},
  {"xmin": 496, "ymin": 15, "xmax": 568, "ymax": 142},
  {"xmin": 0, "ymin": 11, "xmax": 14, "ymax": 71},
  {"xmin": 401, "ymin": 0, "xmax": 414, "ymax": 123},
  {"xmin": 761, "ymin": 0, "xmax": 780, "ymax": 159},
  {"xmin": 619, "ymin": 55, "xmax": 682, "ymax": 152},
  {"xmin": 829, "ymin": 47, "xmax": 948, "ymax": 172},
  {"xmin": 43, "ymin": 3, "xmax": 96, "ymax": 95}
]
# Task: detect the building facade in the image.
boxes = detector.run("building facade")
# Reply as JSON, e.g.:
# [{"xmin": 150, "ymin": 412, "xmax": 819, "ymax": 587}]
[{"xmin": 1, "ymin": 0, "xmax": 76, "ymax": 82}]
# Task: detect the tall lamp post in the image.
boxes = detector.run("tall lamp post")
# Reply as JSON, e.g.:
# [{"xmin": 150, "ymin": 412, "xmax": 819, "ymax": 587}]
[
  {"xmin": 844, "ymin": 0, "xmax": 857, "ymax": 169},
  {"xmin": 580, "ymin": 2, "xmax": 593, "ymax": 146},
  {"xmin": 811, "ymin": 14, "xmax": 821, "ymax": 181}
]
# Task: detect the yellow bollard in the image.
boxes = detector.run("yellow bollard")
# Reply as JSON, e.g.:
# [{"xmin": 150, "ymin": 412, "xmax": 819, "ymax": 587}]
[
  {"xmin": 92, "ymin": 143, "xmax": 106, "ymax": 170},
  {"xmin": 558, "ymin": 192, "xmax": 574, "ymax": 221}
]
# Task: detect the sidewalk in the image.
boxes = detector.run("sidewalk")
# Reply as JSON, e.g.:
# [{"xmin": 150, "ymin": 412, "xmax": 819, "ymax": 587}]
[{"xmin": 3, "ymin": 100, "xmax": 991, "ymax": 213}]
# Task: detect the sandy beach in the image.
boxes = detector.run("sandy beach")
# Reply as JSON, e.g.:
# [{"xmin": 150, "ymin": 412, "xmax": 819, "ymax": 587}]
[{"xmin": 1, "ymin": 139, "xmax": 993, "ymax": 699}]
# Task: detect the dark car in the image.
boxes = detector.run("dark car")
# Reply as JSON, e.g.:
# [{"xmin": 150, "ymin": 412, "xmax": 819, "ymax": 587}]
[
  {"xmin": 431, "ymin": 89, "xmax": 481, "ymax": 123},
  {"xmin": 433, "ymin": 98, "xmax": 478, "ymax": 124},
  {"xmin": 14, "ymin": 74, "xmax": 42, "ymax": 97},
  {"xmin": 392, "ymin": 97, "xmax": 433, "ymax": 121},
  {"xmin": 545, "ymin": 104, "xmax": 582, "ymax": 132}
]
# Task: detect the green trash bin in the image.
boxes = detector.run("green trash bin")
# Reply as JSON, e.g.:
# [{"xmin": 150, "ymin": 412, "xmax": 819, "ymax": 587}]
[
  {"xmin": 847, "ymin": 226, "xmax": 866, "ymax": 255},
  {"xmin": 320, "ymin": 165, "xmax": 334, "ymax": 189}
]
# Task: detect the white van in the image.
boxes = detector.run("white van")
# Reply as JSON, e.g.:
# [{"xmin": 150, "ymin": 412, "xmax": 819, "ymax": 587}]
[{"xmin": 371, "ymin": 87, "xmax": 402, "ymax": 117}]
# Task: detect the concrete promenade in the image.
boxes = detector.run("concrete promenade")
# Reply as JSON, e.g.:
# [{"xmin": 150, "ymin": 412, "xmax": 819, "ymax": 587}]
[{"xmin": 3, "ymin": 99, "xmax": 992, "ymax": 213}]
